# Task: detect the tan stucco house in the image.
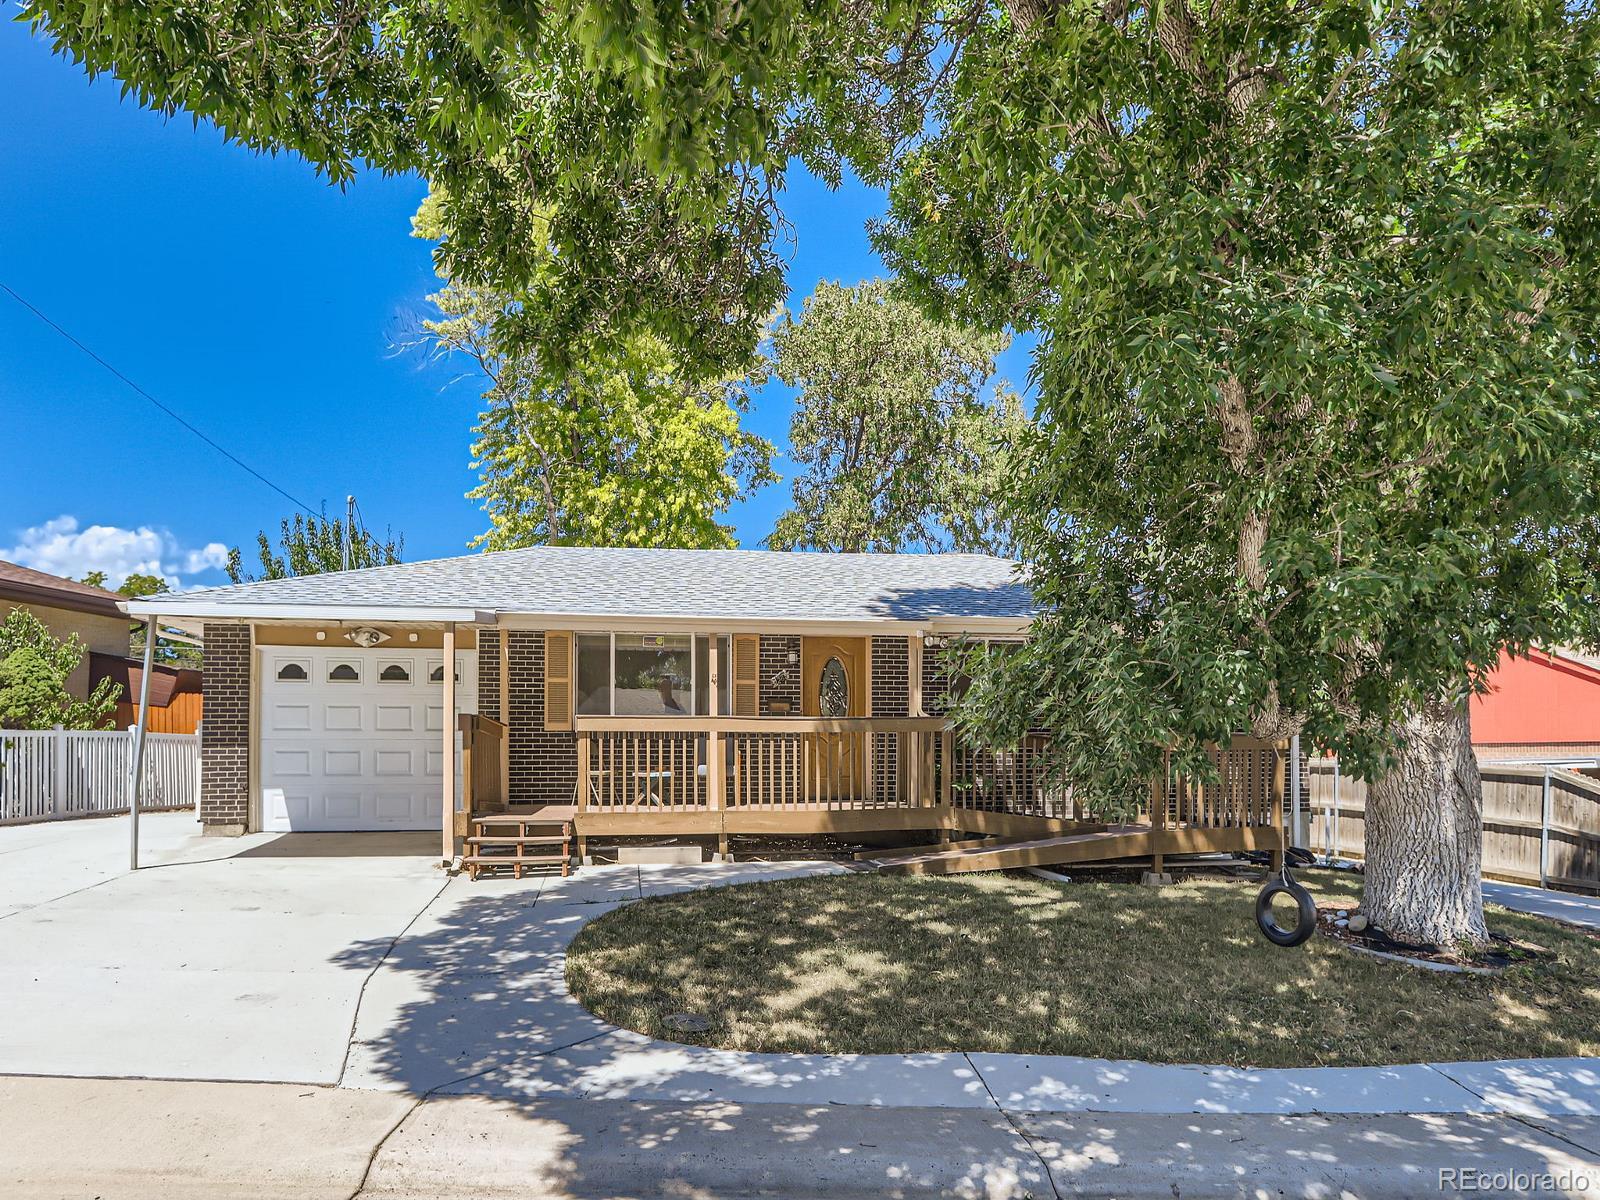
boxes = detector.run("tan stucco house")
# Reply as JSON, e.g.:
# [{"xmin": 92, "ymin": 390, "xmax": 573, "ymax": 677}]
[{"xmin": 0, "ymin": 560, "xmax": 131, "ymax": 700}]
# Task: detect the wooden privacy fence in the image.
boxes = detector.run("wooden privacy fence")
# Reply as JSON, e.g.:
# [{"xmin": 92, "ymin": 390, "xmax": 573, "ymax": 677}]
[
  {"xmin": 1304, "ymin": 759, "xmax": 1600, "ymax": 894},
  {"xmin": 0, "ymin": 727, "xmax": 200, "ymax": 824}
]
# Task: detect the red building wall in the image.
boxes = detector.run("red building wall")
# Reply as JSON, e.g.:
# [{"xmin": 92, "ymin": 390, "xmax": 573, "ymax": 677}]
[{"xmin": 1472, "ymin": 649, "xmax": 1600, "ymax": 750}]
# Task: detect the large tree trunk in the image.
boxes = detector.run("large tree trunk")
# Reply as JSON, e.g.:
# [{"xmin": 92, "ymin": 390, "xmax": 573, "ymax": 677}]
[{"xmin": 1363, "ymin": 694, "xmax": 1490, "ymax": 948}]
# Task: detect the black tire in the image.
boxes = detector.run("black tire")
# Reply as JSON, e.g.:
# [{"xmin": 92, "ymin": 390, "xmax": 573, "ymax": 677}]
[{"xmin": 1256, "ymin": 875, "xmax": 1317, "ymax": 947}]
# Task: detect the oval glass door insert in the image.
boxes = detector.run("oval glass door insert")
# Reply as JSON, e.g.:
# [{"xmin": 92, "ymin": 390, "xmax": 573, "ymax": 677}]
[{"xmin": 819, "ymin": 657, "xmax": 849, "ymax": 717}]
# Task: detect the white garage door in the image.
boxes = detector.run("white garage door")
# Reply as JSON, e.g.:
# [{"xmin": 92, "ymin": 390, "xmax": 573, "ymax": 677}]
[{"xmin": 259, "ymin": 647, "xmax": 479, "ymax": 832}]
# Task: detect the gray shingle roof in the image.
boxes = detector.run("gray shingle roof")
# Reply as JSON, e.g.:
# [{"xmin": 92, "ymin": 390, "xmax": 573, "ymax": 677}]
[{"xmin": 151, "ymin": 547, "xmax": 1033, "ymax": 624}]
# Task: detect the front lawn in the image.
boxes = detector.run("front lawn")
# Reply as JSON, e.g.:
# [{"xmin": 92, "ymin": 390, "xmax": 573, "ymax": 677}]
[{"xmin": 564, "ymin": 870, "xmax": 1600, "ymax": 1067}]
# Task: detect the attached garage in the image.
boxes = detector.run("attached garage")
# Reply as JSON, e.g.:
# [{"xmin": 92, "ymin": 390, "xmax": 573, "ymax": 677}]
[{"xmin": 259, "ymin": 646, "xmax": 478, "ymax": 832}]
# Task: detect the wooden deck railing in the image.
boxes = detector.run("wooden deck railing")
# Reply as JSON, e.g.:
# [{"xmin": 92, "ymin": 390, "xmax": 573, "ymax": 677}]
[
  {"xmin": 948, "ymin": 733, "xmax": 1068, "ymax": 819},
  {"xmin": 574, "ymin": 716, "xmax": 951, "ymax": 812},
  {"xmin": 459, "ymin": 714, "xmax": 508, "ymax": 824},
  {"xmin": 567, "ymin": 718, "xmax": 1285, "ymax": 837},
  {"xmin": 1153, "ymin": 736, "xmax": 1285, "ymax": 831}
]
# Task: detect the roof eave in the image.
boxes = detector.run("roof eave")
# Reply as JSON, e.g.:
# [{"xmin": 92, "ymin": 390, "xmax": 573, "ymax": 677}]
[
  {"xmin": 119, "ymin": 600, "xmax": 496, "ymax": 625},
  {"xmin": 2, "ymin": 580, "xmax": 125, "ymax": 620}
]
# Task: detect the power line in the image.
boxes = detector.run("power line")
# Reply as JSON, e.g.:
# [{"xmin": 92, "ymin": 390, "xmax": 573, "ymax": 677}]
[{"xmin": 0, "ymin": 280, "xmax": 320, "ymax": 518}]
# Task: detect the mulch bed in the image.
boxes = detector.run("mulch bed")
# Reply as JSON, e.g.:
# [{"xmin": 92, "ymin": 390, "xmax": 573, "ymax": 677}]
[{"xmin": 1315, "ymin": 903, "xmax": 1554, "ymax": 970}]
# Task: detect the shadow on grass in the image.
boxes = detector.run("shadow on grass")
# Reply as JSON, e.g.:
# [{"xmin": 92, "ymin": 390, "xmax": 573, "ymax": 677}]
[
  {"xmin": 564, "ymin": 871, "xmax": 1600, "ymax": 1068},
  {"xmin": 324, "ymin": 866, "xmax": 1600, "ymax": 1196}
]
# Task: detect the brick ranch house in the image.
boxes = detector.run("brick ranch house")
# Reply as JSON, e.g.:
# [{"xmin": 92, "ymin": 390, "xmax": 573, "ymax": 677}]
[{"xmin": 124, "ymin": 546, "xmax": 1285, "ymax": 873}]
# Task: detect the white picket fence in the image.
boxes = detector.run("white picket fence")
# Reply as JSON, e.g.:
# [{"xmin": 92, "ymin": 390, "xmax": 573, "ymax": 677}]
[{"xmin": 0, "ymin": 727, "xmax": 200, "ymax": 824}]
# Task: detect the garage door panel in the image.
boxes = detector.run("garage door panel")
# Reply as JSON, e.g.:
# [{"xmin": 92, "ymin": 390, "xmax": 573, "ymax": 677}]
[
  {"xmin": 373, "ymin": 793, "xmax": 419, "ymax": 821},
  {"xmin": 271, "ymin": 748, "xmax": 312, "ymax": 777},
  {"xmin": 323, "ymin": 705, "xmax": 364, "ymax": 732},
  {"xmin": 321, "ymin": 792, "xmax": 363, "ymax": 821},
  {"xmin": 374, "ymin": 749, "xmax": 414, "ymax": 776},
  {"xmin": 374, "ymin": 704, "xmax": 416, "ymax": 732},
  {"xmin": 323, "ymin": 749, "xmax": 363, "ymax": 777},
  {"xmin": 271, "ymin": 704, "xmax": 312, "ymax": 732},
  {"xmin": 258, "ymin": 647, "xmax": 476, "ymax": 833}
]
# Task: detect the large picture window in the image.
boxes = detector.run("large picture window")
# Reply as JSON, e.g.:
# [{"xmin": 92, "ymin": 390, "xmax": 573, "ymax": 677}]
[{"xmin": 575, "ymin": 633, "xmax": 732, "ymax": 717}]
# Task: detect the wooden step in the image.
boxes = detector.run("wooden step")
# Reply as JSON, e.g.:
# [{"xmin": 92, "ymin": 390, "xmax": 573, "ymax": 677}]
[
  {"xmin": 463, "ymin": 850, "xmax": 571, "ymax": 881},
  {"xmin": 467, "ymin": 835, "xmax": 569, "ymax": 846}
]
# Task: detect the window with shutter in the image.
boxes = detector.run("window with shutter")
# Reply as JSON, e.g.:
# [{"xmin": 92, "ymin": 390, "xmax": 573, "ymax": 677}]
[
  {"xmin": 544, "ymin": 631, "xmax": 574, "ymax": 730},
  {"xmin": 732, "ymin": 635, "xmax": 760, "ymax": 716}
]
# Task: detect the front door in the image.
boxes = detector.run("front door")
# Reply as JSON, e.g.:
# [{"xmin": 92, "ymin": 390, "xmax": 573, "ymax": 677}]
[{"xmin": 801, "ymin": 636, "xmax": 867, "ymax": 800}]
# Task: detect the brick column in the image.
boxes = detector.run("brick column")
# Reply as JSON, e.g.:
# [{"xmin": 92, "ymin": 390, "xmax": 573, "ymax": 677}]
[
  {"xmin": 871, "ymin": 637, "xmax": 910, "ymax": 801},
  {"xmin": 200, "ymin": 623, "xmax": 251, "ymax": 835},
  {"xmin": 506, "ymin": 630, "xmax": 578, "ymax": 806}
]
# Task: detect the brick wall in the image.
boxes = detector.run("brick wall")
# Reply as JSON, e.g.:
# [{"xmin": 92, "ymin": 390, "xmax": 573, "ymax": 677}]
[
  {"xmin": 478, "ymin": 630, "xmax": 501, "ymax": 722},
  {"xmin": 922, "ymin": 640, "xmax": 959, "ymax": 716},
  {"xmin": 870, "ymin": 637, "xmax": 910, "ymax": 717},
  {"xmin": 505, "ymin": 630, "xmax": 579, "ymax": 805},
  {"xmin": 759, "ymin": 635, "xmax": 801, "ymax": 714},
  {"xmin": 871, "ymin": 637, "xmax": 910, "ymax": 801},
  {"xmin": 200, "ymin": 623, "xmax": 251, "ymax": 831}
]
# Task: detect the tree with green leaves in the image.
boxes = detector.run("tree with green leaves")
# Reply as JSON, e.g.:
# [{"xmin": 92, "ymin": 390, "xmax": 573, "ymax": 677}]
[
  {"xmin": 769, "ymin": 280, "xmax": 1027, "ymax": 554},
  {"xmin": 227, "ymin": 513, "xmax": 403, "ymax": 583},
  {"xmin": 30, "ymin": 0, "xmax": 1600, "ymax": 946},
  {"xmin": 0, "ymin": 609, "xmax": 119, "ymax": 730},
  {"xmin": 414, "ymin": 197, "xmax": 776, "ymax": 549}
]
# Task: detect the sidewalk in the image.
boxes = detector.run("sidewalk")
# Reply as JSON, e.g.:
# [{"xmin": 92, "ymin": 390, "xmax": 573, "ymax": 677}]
[
  {"xmin": 1485, "ymin": 879, "xmax": 1600, "ymax": 932},
  {"xmin": 6, "ymin": 1074, "xmax": 1597, "ymax": 1199}
]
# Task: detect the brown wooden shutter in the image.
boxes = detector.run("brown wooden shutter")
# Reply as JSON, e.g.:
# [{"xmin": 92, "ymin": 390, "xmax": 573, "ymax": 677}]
[
  {"xmin": 544, "ymin": 631, "xmax": 573, "ymax": 731},
  {"xmin": 732, "ymin": 635, "xmax": 760, "ymax": 716}
]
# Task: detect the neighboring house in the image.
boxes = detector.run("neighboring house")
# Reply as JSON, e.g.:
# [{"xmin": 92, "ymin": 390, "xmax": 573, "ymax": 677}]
[
  {"xmin": 1473, "ymin": 647, "xmax": 1600, "ymax": 767},
  {"xmin": 0, "ymin": 559, "xmax": 204, "ymax": 733},
  {"xmin": 126, "ymin": 547, "xmax": 1284, "ymax": 872},
  {"xmin": 0, "ymin": 560, "xmax": 131, "ymax": 700},
  {"xmin": 95, "ymin": 654, "xmax": 204, "ymax": 734}
]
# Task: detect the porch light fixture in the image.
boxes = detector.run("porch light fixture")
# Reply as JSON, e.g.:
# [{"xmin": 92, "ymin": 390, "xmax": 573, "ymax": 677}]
[{"xmin": 344, "ymin": 626, "xmax": 392, "ymax": 648}]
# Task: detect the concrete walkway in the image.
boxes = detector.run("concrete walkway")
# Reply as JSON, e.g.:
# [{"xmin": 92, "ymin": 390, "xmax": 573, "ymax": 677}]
[
  {"xmin": 7, "ymin": 1073, "xmax": 1599, "ymax": 1200},
  {"xmin": 1486, "ymin": 879, "xmax": 1600, "ymax": 932}
]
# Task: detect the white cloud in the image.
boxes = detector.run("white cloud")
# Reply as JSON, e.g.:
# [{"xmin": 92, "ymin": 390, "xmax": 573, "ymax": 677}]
[{"xmin": 2, "ymin": 516, "xmax": 229, "ymax": 590}]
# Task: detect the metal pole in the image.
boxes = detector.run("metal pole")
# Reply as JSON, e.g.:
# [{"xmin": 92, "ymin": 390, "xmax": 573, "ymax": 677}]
[
  {"xmin": 1288, "ymin": 733, "xmax": 1301, "ymax": 849},
  {"xmin": 128, "ymin": 614, "xmax": 157, "ymax": 870},
  {"xmin": 344, "ymin": 495, "xmax": 355, "ymax": 572},
  {"xmin": 1331, "ymin": 758, "xmax": 1341, "ymax": 861},
  {"xmin": 1540, "ymin": 766, "xmax": 1552, "ymax": 889},
  {"xmin": 441, "ymin": 622, "xmax": 457, "ymax": 865}
]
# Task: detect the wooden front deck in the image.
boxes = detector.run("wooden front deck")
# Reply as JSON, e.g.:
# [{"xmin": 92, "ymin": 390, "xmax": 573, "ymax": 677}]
[{"xmin": 457, "ymin": 713, "xmax": 1287, "ymax": 867}]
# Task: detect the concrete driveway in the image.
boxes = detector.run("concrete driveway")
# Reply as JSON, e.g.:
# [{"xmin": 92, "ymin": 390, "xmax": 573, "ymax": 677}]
[
  {"xmin": 0, "ymin": 814, "xmax": 836, "ymax": 1087},
  {"xmin": 0, "ymin": 813, "xmax": 455, "ymax": 1082}
]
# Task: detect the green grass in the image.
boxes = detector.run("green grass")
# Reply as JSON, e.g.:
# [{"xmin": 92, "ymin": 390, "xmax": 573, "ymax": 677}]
[{"xmin": 564, "ymin": 869, "xmax": 1600, "ymax": 1067}]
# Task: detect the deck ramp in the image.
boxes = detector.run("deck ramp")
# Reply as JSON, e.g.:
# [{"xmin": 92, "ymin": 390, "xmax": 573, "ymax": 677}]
[{"xmin": 872, "ymin": 825, "xmax": 1153, "ymax": 876}]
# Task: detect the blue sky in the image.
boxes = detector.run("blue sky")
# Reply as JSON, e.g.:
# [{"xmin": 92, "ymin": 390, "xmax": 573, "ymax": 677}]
[{"xmin": 1, "ymin": 22, "xmax": 1031, "ymax": 589}]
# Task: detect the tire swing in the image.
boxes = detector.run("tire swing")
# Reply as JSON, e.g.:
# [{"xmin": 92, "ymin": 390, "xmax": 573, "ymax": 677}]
[{"xmin": 1256, "ymin": 865, "xmax": 1317, "ymax": 947}]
